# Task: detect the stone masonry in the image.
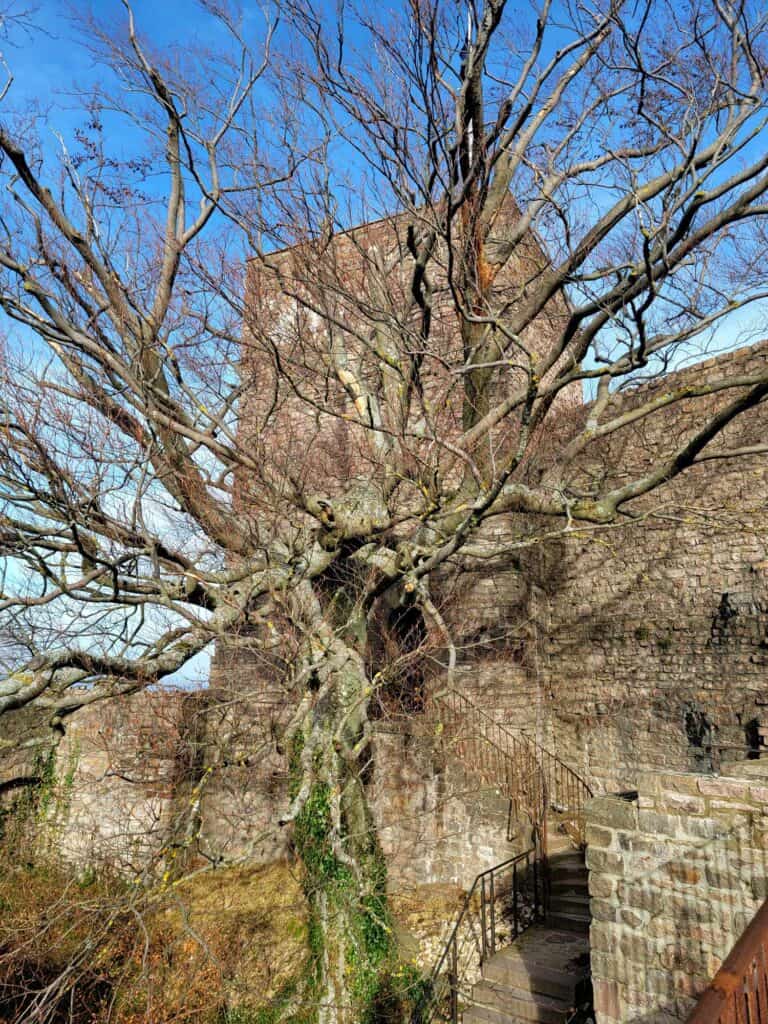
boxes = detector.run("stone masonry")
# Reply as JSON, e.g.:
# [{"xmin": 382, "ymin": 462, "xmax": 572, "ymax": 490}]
[{"xmin": 586, "ymin": 761, "xmax": 768, "ymax": 1024}]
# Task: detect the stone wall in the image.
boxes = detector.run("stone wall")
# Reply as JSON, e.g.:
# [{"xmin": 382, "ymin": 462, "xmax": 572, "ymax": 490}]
[
  {"xmin": 431, "ymin": 339, "xmax": 768, "ymax": 794},
  {"xmin": 371, "ymin": 719, "xmax": 530, "ymax": 890},
  {"xmin": 586, "ymin": 762, "xmax": 768, "ymax": 1024},
  {"xmin": 5, "ymin": 339, "xmax": 768, "ymax": 904},
  {"xmin": 41, "ymin": 692, "xmax": 187, "ymax": 872},
  {"xmin": 32, "ymin": 679, "xmax": 525, "ymax": 890},
  {"xmin": 539, "ymin": 341, "xmax": 768, "ymax": 793}
]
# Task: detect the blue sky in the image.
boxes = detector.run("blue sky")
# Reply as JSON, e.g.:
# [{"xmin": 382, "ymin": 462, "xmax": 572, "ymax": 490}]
[
  {"xmin": 9, "ymin": 1, "xmax": 231, "ymax": 80},
  {"xmin": 3, "ymin": 0, "xmax": 315, "ymax": 690},
  {"xmin": 5, "ymin": 1, "xmax": 274, "ymax": 146}
]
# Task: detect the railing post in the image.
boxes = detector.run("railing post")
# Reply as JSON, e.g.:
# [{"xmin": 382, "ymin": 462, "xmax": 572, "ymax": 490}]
[
  {"xmin": 490, "ymin": 868, "xmax": 496, "ymax": 956},
  {"xmin": 450, "ymin": 937, "xmax": 458, "ymax": 1024},
  {"xmin": 513, "ymin": 861, "xmax": 518, "ymax": 939},
  {"xmin": 480, "ymin": 874, "xmax": 488, "ymax": 962}
]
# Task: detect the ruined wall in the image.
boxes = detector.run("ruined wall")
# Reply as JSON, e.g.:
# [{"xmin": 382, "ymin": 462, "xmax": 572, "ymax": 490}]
[
  {"xmin": 40, "ymin": 692, "xmax": 187, "ymax": 872},
  {"xmin": 586, "ymin": 763, "xmax": 768, "ymax": 1024},
  {"xmin": 197, "ymin": 661, "xmax": 527, "ymax": 887},
  {"xmin": 34, "ymin": 676, "xmax": 524, "ymax": 890},
  {"xmin": 539, "ymin": 341, "xmax": 768, "ymax": 793},
  {"xmin": 427, "ymin": 340, "xmax": 768, "ymax": 794},
  {"xmin": 6, "ymin": 339, "xmax": 768, "ymax": 900},
  {"xmin": 370, "ymin": 719, "xmax": 530, "ymax": 891}
]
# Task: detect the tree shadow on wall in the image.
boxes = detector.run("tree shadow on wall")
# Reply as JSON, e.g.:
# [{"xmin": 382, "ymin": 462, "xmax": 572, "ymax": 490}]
[{"xmin": 599, "ymin": 814, "xmax": 768, "ymax": 1024}]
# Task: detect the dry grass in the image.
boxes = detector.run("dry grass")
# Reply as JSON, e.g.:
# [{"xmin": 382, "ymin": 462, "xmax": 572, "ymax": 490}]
[
  {"xmin": 0, "ymin": 858, "xmax": 308, "ymax": 1024},
  {"xmin": 389, "ymin": 883, "xmax": 466, "ymax": 967},
  {"xmin": 168, "ymin": 862, "xmax": 308, "ymax": 1011},
  {"xmin": 0, "ymin": 853, "xmax": 464, "ymax": 1023}
]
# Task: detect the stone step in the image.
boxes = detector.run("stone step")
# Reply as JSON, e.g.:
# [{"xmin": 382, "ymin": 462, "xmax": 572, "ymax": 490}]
[
  {"xmin": 548, "ymin": 893, "xmax": 590, "ymax": 916},
  {"xmin": 463, "ymin": 1007, "xmax": 517, "ymax": 1024},
  {"xmin": 547, "ymin": 910, "xmax": 591, "ymax": 933},
  {"xmin": 548, "ymin": 857, "xmax": 587, "ymax": 874},
  {"xmin": 548, "ymin": 843, "xmax": 576, "ymax": 858},
  {"xmin": 548, "ymin": 883, "xmax": 589, "ymax": 901},
  {"xmin": 548, "ymin": 862, "xmax": 585, "ymax": 880},
  {"xmin": 548, "ymin": 869, "xmax": 588, "ymax": 890},
  {"xmin": 547, "ymin": 833, "xmax": 574, "ymax": 849},
  {"xmin": 483, "ymin": 956, "xmax": 579, "ymax": 1001},
  {"xmin": 469, "ymin": 981, "xmax": 571, "ymax": 1024},
  {"xmin": 549, "ymin": 882, "xmax": 588, "ymax": 901},
  {"xmin": 548, "ymin": 839, "xmax": 577, "ymax": 856}
]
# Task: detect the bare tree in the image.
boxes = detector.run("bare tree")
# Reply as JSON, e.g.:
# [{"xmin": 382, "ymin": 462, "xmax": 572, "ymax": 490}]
[{"xmin": 1, "ymin": 0, "xmax": 768, "ymax": 1019}]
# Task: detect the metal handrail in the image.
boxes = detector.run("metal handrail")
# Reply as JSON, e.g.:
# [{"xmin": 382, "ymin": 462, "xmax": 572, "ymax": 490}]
[
  {"xmin": 421, "ymin": 845, "xmax": 545, "ymax": 1024},
  {"xmin": 413, "ymin": 689, "xmax": 595, "ymax": 1023},
  {"xmin": 431, "ymin": 689, "xmax": 593, "ymax": 843},
  {"xmin": 687, "ymin": 899, "xmax": 768, "ymax": 1024}
]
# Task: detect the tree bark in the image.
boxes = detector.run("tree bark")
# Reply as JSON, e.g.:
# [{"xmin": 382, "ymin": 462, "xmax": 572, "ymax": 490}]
[{"xmin": 288, "ymin": 630, "xmax": 392, "ymax": 1024}]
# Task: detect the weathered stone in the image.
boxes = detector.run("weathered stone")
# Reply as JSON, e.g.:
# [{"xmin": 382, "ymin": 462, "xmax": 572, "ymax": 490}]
[
  {"xmin": 585, "ymin": 824, "xmax": 614, "ymax": 849},
  {"xmin": 589, "ymin": 874, "xmax": 616, "ymax": 899},
  {"xmin": 586, "ymin": 795, "xmax": 639, "ymax": 832},
  {"xmin": 594, "ymin": 979, "xmax": 621, "ymax": 1021},
  {"xmin": 698, "ymin": 777, "xmax": 745, "ymax": 798},
  {"xmin": 620, "ymin": 907, "xmax": 648, "ymax": 929},
  {"xmin": 588, "ymin": 762, "xmax": 768, "ymax": 1024},
  {"xmin": 663, "ymin": 792, "xmax": 707, "ymax": 815},
  {"xmin": 586, "ymin": 848, "xmax": 625, "ymax": 874},
  {"xmin": 664, "ymin": 862, "xmax": 701, "ymax": 886}
]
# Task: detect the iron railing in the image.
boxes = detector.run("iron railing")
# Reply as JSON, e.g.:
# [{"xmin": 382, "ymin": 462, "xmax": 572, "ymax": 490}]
[
  {"xmin": 687, "ymin": 899, "xmax": 768, "ymax": 1024},
  {"xmin": 414, "ymin": 690, "xmax": 595, "ymax": 1023},
  {"xmin": 431, "ymin": 689, "xmax": 593, "ymax": 844},
  {"xmin": 420, "ymin": 846, "xmax": 546, "ymax": 1024}
]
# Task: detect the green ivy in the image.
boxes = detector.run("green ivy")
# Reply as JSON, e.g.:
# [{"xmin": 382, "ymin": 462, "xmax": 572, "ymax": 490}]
[
  {"xmin": 291, "ymin": 771, "xmax": 398, "ymax": 1018},
  {"xmin": 288, "ymin": 729, "xmax": 429, "ymax": 1024},
  {"xmin": 0, "ymin": 746, "xmax": 58, "ymax": 845}
]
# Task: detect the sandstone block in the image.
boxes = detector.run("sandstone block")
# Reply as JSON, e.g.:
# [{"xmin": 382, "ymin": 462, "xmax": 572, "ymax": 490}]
[
  {"xmin": 594, "ymin": 979, "xmax": 621, "ymax": 1021},
  {"xmin": 586, "ymin": 848, "xmax": 625, "ymax": 873},
  {"xmin": 663, "ymin": 792, "xmax": 707, "ymax": 815},
  {"xmin": 589, "ymin": 924, "xmax": 613, "ymax": 954},
  {"xmin": 585, "ymin": 824, "xmax": 614, "ymax": 848},
  {"xmin": 660, "ymin": 773, "xmax": 705, "ymax": 796},
  {"xmin": 620, "ymin": 907, "xmax": 649, "ymax": 929},
  {"xmin": 589, "ymin": 874, "xmax": 616, "ymax": 899},
  {"xmin": 587, "ymin": 794, "xmax": 639, "ymax": 831},
  {"xmin": 591, "ymin": 898, "xmax": 618, "ymax": 923},
  {"xmin": 698, "ymin": 777, "xmax": 746, "ymax": 800},
  {"xmin": 664, "ymin": 862, "xmax": 702, "ymax": 886}
]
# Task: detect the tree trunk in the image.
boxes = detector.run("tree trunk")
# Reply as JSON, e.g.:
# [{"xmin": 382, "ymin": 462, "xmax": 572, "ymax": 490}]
[{"xmin": 290, "ymin": 647, "xmax": 393, "ymax": 1024}]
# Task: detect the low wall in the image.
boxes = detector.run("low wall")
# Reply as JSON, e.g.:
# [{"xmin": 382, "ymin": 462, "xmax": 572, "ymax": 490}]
[
  {"xmin": 44, "ymin": 691, "xmax": 186, "ymax": 872},
  {"xmin": 587, "ymin": 762, "xmax": 768, "ymax": 1024},
  {"xmin": 26, "ymin": 687, "xmax": 522, "ymax": 893}
]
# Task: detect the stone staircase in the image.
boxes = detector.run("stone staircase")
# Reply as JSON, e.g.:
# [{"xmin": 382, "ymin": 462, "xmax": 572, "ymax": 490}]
[{"xmin": 462, "ymin": 820, "xmax": 591, "ymax": 1024}]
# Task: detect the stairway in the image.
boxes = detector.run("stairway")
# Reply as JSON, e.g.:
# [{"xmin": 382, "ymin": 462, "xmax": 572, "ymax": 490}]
[{"xmin": 462, "ymin": 819, "xmax": 591, "ymax": 1024}]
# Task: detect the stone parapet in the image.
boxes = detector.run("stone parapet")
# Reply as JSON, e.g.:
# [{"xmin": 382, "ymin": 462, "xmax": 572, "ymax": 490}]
[{"xmin": 587, "ymin": 761, "xmax": 768, "ymax": 1024}]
